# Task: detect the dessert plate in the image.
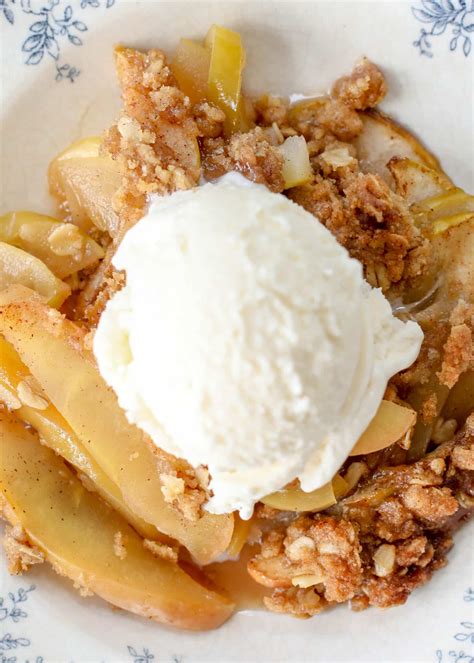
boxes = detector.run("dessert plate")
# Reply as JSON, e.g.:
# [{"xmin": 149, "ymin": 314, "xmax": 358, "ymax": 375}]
[{"xmin": 1, "ymin": 1, "xmax": 473, "ymax": 661}]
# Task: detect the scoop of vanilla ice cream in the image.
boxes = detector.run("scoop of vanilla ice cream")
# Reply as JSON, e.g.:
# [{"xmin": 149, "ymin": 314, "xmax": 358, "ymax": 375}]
[{"xmin": 94, "ymin": 173, "xmax": 423, "ymax": 518}]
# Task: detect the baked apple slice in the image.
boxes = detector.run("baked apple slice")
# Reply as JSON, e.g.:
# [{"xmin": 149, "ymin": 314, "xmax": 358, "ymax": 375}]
[
  {"xmin": 172, "ymin": 38, "xmax": 210, "ymax": 104},
  {"xmin": 0, "ymin": 412, "xmax": 234, "ymax": 631},
  {"xmin": 354, "ymin": 110, "xmax": 447, "ymax": 184},
  {"xmin": 0, "ymin": 242, "xmax": 70, "ymax": 307},
  {"xmin": 0, "ymin": 336, "xmax": 160, "ymax": 541},
  {"xmin": 48, "ymin": 136, "xmax": 122, "ymax": 237},
  {"xmin": 386, "ymin": 157, "xmax": 452, "ymax": 206},
  {"xmin": 0, "ymin": 210, "xmax": 104, "ymax": 279}
]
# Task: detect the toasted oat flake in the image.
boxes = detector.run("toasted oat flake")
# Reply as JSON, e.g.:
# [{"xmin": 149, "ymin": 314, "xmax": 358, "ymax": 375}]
[
  {"xmin": 373, "ymin": 544, "xmax": 396, "ymax": 577},
  {"xmin": 160, "ymin": 473, "xmax": 185, "ymax": 502},
  {"xmin": 48, "ymin": 223, "xmax": 84, "ymax": 258},
  {"xmin": 286, "ymin": 536, "xmax": 316, "ymax": 562},
  {"xmin": 320, "ymin": 146, "xmax": 356, "ymax": 168},
  {"xmin": 291, "ymin": 572, "xmax": 325, "ymax": 588},
  {"xmin": 17, "ymin": 378, "xmax": 48, "ymax": 410}
]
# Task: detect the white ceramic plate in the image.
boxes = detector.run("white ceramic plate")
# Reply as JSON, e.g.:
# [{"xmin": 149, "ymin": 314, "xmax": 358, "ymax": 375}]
[{"xmin": 1, "ymin": 1, "xmax": 473, "ymax": 661}]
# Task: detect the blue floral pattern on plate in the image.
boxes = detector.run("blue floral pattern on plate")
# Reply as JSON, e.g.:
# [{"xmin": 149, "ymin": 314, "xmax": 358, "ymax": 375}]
[
  {"xmin": 0, "ymin": 0, "xmax": 116, "ymax": 82},
  {"xmin": 412, "ymin": 0, "xmax": 473, "ymax": 57},
  {"xmin": 0, "ymin": 586, "xmax": 43, "ymax": 663}
]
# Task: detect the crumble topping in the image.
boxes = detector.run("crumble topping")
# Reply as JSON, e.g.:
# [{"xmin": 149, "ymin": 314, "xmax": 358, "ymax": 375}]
[
  {"xmin": 249, "ymin": 419, "xmax": 474, "ymax": 616},
  {"xmin": 103, "ymin": 46, "xmax": 200, "ymax": 232},
  {"xmin": 331, "ymin": 57, "xmax": 387, "ymax": 110},
  {"xmin": 2, "ymin": 47, "xmax": 471, "ymax": 624},
  {"xmin": 201, "ymin": 127, "xmax": 284, "ymax": 191},
  {"xmin": 289, "ymin": 172, "xmax": 428, "ymax": 291},
  {"xmin": 158, "ymin": 456, "xmax": 211, "ymax": 521}
]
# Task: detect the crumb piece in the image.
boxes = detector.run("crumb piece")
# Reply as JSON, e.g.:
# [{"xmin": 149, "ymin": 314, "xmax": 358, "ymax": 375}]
[
  {"xmin": 421, "ymin": 393, "xmax": 438, "ymax": 424},
  {"xmin": 451, "ymin": 444, "xmax": 474, "ymax": 471},
  {"xmin": 401, "ymin": 486, "xmax": 459, "ymax": 523},
  {"xmin": 3, "ymin": 525, "xmax": 45, "ymax": 574},
  {"xmin": 449, "ymin": 299, "xmax": 474, "ymax": 326},
  {"xmin": 395, "ymin": 536, "xmax": 433, "ymax": 568},
  {"xmin": 255, "ymin": 95, "xmax": 289, "ymax": 126},
  {"xmin": 73, "ymin": 573, "xmax": 94, "ymax": 597},
  {"xmin": 193, "ymin": 101, "xmax": 225, "ymax": 138},
  {"xmin": 195, "ymin": 465, "xmax": 210, "ymax": 491},
  {"xmin": 437, "ymin": 323, "xmax": 473, "ymax": 388},
  {"xmin": 332, "ymin": 58, "xmax": 387, "ymax": 110},
  {"xmin": 82, "ymin": 330, "xmax": 95, "ymax": 352},
  {"xmin": 350, "ymin": 594, "xmax": 370, "ymax": 611},
  {"xmin": 264, "ymin": 587, "xmax": 327, "ymax": 617},
  {"xmin": 143, "ymin": 538, "xmax": 178, "ymax": 563},
  {"xmin": 113, "ymin": 531, "xmax": 127, "ymax": 560}
]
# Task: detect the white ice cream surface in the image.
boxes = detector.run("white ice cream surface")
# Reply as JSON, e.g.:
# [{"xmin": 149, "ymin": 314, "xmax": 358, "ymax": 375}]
[{"xmin": 94, "ymin": 174, "xmax": 423, "ymax": 518}]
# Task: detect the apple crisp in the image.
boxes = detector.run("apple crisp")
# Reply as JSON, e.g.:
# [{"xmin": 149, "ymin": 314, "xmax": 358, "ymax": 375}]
[{"xmin": 0, "ymin": 24, "xmax": 472, "ymax": 630}]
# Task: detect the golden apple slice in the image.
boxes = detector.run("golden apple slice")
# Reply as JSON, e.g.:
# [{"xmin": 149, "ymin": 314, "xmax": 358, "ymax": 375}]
[
  {"xmin": 0, "ymin": 336, "xmax": 160, "ymax": 540},
  {"xmin": 0, "ymin": 412, "xmax": 234, "ymax": 631},
  {"xmin": 411, "ymin": 188, "xmax": 474, "ymax": 220},
  {"xmin": 0, "ymin": 242, "xmax": 70, "ymax": 307},
  {"xmin": 279, "ymin": 136, "xmax": 313, "ymax": 189},
  {"xmin": 172, "ymin": 38, "xmax": 210, "ymax": 104},
  {"xmin": 386, "ymin": 157, "xmax": 452, "ymax": 206},
  {"xmin": 48, "ymin": 136, "xmax": 122, "ymax": 236},
  {"xmin": 261, "ymin": 474, "xmax": 348, "ymax": 512},
  {"xmin": 350, "ymin": 400, "xmax": 416, "ymax": 456},
  {"xmin": 0, "ymin": 211, "xmax": 104, "ymax": 279},
  {"xmin": 205, "ymin": 25, "xmax": 245, "ymax": 134},
  {"xmin": 432, "ymin": 212, "xmax": 474, "ymax": 235},
  {"xmin": 0, "ymin": 292, "xmax": 233, "ymax": 564},
  {"xmin": 354, "ymin": 110, "xmax": 447, "ymax": 184},
  {"xmin": 226, "ymin": 515, "xmax": 251, "ymax": 558}
]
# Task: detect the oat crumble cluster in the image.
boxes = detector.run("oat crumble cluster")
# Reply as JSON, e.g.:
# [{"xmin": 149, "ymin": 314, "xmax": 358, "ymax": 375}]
[{"xmin": 1, "ymin": 37, "xmax": 472, "ymax": 627}]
